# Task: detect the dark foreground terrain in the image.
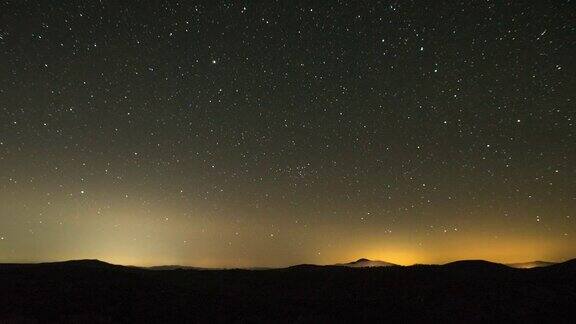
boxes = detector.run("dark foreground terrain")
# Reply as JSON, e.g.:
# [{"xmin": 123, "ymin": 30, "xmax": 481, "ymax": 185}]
[{"xmin": 1, "ymin": 259, "xmax": 576, "ymax": 323}]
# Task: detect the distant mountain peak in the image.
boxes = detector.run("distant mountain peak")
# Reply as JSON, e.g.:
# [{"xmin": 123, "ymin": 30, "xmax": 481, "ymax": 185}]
[
  {"xmin": 337, "ymin": 258, "xmax": 397, "ymax": 267},
  {"xmin": 354, "ymin": 258, "xmax": 371, "ymax": 263}
]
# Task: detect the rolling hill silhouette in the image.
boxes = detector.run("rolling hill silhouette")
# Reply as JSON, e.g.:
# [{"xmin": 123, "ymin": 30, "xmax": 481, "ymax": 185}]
[{"xmin": 1, "ymin": 258, "xmax": 576, "ymax": 322}]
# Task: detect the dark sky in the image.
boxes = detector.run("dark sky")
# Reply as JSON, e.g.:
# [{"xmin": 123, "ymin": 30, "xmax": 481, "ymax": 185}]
[{"xmin": 0, "ymin": 1, "xmax": 574, "ymax": 267}]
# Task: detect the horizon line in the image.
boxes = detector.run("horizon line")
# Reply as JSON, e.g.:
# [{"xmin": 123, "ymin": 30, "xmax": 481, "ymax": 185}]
[{"xmin": 0, "ymin": 257, "xmax": 571, "ymax": 269}]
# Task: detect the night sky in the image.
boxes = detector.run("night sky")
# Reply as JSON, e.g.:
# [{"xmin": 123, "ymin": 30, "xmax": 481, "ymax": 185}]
[{"xmin": 0, "ymin": 1, "xmax": 574, "ymax": 267}]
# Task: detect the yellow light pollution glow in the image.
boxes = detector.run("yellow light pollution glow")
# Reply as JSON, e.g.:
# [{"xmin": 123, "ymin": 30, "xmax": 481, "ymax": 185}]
[{"xmin": 1, "ymin": 183, "xmax": 573, "ymax": 267}]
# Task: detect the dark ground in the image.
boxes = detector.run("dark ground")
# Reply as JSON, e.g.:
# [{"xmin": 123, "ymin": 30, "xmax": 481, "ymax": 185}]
[{"xmin": 1, "ymin": 259, "xmax": 575, "ymax": 323}]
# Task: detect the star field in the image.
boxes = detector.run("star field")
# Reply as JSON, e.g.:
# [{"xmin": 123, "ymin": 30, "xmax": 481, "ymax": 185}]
[{"xmin": 0, "ymin": 1, "xmax": 574, "ymax": 267}]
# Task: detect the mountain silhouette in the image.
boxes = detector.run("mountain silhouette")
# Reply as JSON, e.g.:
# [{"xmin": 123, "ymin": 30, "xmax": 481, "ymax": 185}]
[
  {"xmin": 147, "ymin": 265, "xmax": 205, "ymax": 270},
  {"xmin": 336, "ymin": 258, "xmax": 398, "ymax": 267},
  {"xmin": 2, "ymin": 258, "xmax": 576, "ymax": 322},
  {"xmin": 443, "ymin": 259, "xmax": 510, "ymax": 269}
]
